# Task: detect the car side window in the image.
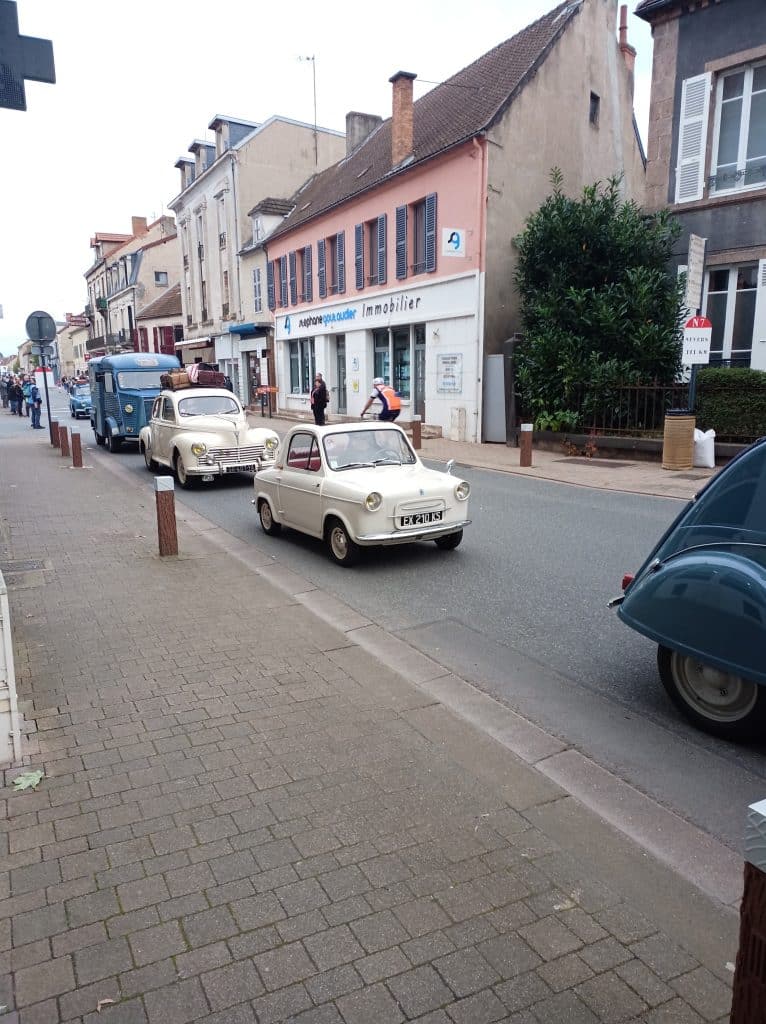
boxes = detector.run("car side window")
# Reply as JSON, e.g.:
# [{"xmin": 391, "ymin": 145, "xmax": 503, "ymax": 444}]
[
  {"xmin": 161, "ymin": 398, "xmax": 175, "ymax": 422},
  {"xmin": 307, "ymin": 438, "xmax": 322, "ymax": 473},
  {"xmin": 152, "ymin": 398, "xmax": 161, "ymax": 419},
  {"xmin": 286, "ymin": 433, "xmax": 315, "ymax": 470}
]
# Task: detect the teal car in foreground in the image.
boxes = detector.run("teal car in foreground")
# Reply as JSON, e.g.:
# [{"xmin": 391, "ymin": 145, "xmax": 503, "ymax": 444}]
[
  {"xmin": 70, "ymin": 383, "xmax": 93, "ymax": 419},
  {"xmin": 611, "ymin": 436, "xmax": 766, "ymax": 742}
]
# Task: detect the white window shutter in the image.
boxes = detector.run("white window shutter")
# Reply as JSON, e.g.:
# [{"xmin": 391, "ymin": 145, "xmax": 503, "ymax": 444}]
[
  {"xmin": 675, "ymin": 73, "xmax": 711, "ymax": 204},
  {"xmin": 677, "ymin": 264, "xmax": 692, "ymax": 322},
  {"xmin": 751, "ymin": 259, "xmax": 766, "ymax": 371}
]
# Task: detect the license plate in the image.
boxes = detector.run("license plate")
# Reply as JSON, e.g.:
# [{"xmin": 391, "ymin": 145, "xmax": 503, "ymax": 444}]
[
  {"xmin": 225, "ymin": 464, "xmax": 258, "ymax": 474},
  {"xmin": 201, "ymin": 474, "xmax": 215, "ymax": 482},
  {"xmin": 399, "ymin": 510, "xmax": 443, "ymax": 527}
]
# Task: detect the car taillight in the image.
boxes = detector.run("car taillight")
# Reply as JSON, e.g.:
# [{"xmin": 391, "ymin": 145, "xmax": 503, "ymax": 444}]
[{"xmin": 621, "ymin": 574, "xmax": 634, "ymax": 591}]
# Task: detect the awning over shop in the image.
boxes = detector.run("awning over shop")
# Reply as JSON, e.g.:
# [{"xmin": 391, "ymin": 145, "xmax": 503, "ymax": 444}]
[
  {"xmin": 227, "ymin": 322, "xmax": 269, "ymax": 337},
  {"xmin": 175, "ymin": 336, "xmax": 213, "ymax": 350}
]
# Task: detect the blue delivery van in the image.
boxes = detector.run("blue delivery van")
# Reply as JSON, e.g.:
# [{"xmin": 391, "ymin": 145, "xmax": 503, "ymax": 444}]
[{"xmin": 89, "ymin": 353, "xmax": 181, "ymax": 452}]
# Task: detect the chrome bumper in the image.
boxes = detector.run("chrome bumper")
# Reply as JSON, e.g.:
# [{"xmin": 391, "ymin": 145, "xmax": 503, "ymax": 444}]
[{"xmin": 355, "ymin": 519, "xmax": 471, "ymax": 546}]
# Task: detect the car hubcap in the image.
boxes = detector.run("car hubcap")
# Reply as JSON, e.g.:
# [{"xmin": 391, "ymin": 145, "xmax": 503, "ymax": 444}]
[
  {"xmin": 331, "ymin": 527, "xmax": 347, "ymax": 559},
  {"xmin": 671, "ymin": 652, "xmax": 758, "ymax": 722},
  {"xmin": 261, "ymin": 504, "xmax": 272, "ymax": 529}
]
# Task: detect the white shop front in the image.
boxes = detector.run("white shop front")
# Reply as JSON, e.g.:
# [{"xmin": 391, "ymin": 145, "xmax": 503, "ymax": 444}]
[{"xmin": 273, "ymin": 270, "xmax": 483, "ymax": 442}]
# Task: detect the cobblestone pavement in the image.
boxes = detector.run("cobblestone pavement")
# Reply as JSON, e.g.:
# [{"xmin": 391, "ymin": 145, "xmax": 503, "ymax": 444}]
[{"xmin": 0, "ymin": 431, "xmax": 736, "ymax": 1023}]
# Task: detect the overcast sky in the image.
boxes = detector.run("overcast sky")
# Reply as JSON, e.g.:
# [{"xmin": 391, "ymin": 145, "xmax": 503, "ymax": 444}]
[{"xmin": 0, "ymin": 0, "xmax": 653, "ymax": 355}]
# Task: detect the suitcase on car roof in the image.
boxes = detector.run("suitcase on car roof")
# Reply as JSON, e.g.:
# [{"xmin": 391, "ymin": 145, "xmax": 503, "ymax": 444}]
[
  {"xmin": 195, "ymin": 369, "xmax": 226, "ymax": 388},
  {"xmin": 160, "ymin": 370, "xmax": 191, "ymax": 390}
]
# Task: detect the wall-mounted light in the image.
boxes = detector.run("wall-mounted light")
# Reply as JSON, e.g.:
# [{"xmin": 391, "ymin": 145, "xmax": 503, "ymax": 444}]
[{"xmin": 432, "ymin": 328, "xmax": 440, "ymax": 338}]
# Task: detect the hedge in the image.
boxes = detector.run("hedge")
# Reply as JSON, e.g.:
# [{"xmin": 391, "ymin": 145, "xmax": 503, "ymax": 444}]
[{"xmin": 696, "ymin": 367, "xmax": 766, "ymax": 440}]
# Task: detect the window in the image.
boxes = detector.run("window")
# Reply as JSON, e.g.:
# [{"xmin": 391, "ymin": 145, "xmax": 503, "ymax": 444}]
[
  {"xmin": 252, "ymin": 215, "xmax": 264, "ymax": 242},
  {"xmin": 289, "ymin": 338, "xmax": 315, "ymax": 393},
  {"xmin": 286, "ymin": 434, "xmax": 321, "ymax": 471},
  {"xmin": 154, "ymin": 271, "xmax": 168, "ymax": 287},
  {"xmin": 327, "ymin": 235, "xmax": 337, "ymax": 293},
  {"xmin": 704, "ymin": 264, "xmax": 760, "ymax": 366},
  {"xmin": 367, "ymin": 215, "xmax": 387, "ymax": 285},
  {"xmin": 373, "ymin": 329, "xmax": 390, "ymax": 382},
  {"xmin": 589, "ymin": 92, "xmax": 600, "ymax": 126},
  {"xmin": 412, "ymin": 193, "xmax": 437, "ymax": 274},
  {"xmin": 392, "ymin": 327, "xmax": 411, "ymax": 399},
  {"xmin": 713, "ymin": 64, "xmax": 766, "ymax": 192},
  {"xmin": 253, "ymin": 268, "xmax": 262, "ymax": 313},
  {"xmin": 303, "ymin": 245, "xmax": 313, "ymax": 302},
  {"xmin": 289, "ymin": 251, "xmax": 298, "ymax": 305},
  {"xmin": 222, "ymin": 270, "xmax": 229, "ymax": 316},
  {"xmin": 279, "ymin": 255, "xmax": 288, "ymax": 307},
  {"xmin": 373, "ymin": 327, "xmax": 415, "ymax": 398}
]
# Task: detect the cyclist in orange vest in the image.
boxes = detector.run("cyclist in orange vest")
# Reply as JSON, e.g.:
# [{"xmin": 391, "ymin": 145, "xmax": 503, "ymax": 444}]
[{"xmin": 362, "ymin": 377, "xmax": 402, "ymax": 422}]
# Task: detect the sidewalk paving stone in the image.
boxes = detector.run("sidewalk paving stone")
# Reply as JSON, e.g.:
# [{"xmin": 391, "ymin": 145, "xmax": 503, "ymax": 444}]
[{"xmin": 0, "ymin": 430, "xmax": 736, "ymax": 1022}]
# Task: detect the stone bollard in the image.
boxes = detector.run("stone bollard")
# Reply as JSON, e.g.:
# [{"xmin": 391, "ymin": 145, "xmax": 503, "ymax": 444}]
[
  {"xmin": 519, "ymin": 423, "xmax": 533, "ymax": 468},
  {"xmin": 154, "ymin": 477, "xmax": 178, "ymax": 557},
  {"xmin": 59, "ymin": 427, "xmax": 70, "ymax": 458},
  {"xmin": 71, "ymin": 433, "xmax": 83, "ymax": 468},
  {"xmin": 730, "ymin": 798, "xmax": 766, "ymax": 1022},
  {"xmin": 51, "ymin": 421, "xmax": 60, "ymax": 448},
  {"xmin": 411, "ymin": 415, "xmax": 422, "ymax": 450}
]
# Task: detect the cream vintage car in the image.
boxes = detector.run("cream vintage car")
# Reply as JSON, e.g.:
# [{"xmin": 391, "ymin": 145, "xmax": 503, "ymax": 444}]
[
  {"xmin": 253, "ymin": 422, "xmax": 471, "ymax": 566},
  {"xmin": 139, "ymin": 388, "xmax": 279, "ymax": 488}
]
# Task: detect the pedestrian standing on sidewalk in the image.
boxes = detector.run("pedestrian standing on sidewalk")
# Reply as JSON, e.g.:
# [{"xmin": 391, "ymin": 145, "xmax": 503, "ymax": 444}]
[
  {"xmin": 21, "ymin": 377, "xmax": 32, "ymax": 417},
  {"xmin": 310, "ymin": 373, "xmax": 329, "ymax": 426},
  {"xmin": 30, "ymin": 382, "xmax": 43, "ymax": 429},
  {"xmin": 1, "ymin": 377, "xmax": 8, "ymax": 409},
  {"xmin": 10, "ymin": 379, "xmax": 23, "ymax": 415}
]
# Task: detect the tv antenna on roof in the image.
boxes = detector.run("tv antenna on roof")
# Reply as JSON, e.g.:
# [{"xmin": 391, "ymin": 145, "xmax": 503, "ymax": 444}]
[{"xmin": 298, "ymin": 55, "xmax": 318, "ymax": 166}]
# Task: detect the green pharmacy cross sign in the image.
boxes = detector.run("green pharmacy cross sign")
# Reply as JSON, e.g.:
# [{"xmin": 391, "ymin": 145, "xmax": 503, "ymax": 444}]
[{"xmin": 0, "ymin": 1, "xmax": 55, "ymax": 111}]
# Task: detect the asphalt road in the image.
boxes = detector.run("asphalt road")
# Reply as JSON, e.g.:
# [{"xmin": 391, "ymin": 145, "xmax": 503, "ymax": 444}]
[{"xmin": 38, "ymin": 388, "xmax": 766, "ymax": 853}]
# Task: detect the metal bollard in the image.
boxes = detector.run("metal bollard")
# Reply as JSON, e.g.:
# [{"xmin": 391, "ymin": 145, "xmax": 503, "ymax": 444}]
[
  {"xmin": 71, "ymin": 433, "xmax": 83, "ymax": 468},
  {"xmin": 519, "ymin": 422, "xmax": 533, "ymax": 468},
  {"xmin": 154, "ymin": 477, "xmax": 178, "ymax": 557},
  {"xmin": 51, "ymin": 420, "xmax": 60, "ymax": 448},
  {"xmin": 412, "ymin": 415, "xmax": 422, "ymax": 450},
  {"xmin": 59, "ymin": 427, "xmax": 70, "ymax": 458}
]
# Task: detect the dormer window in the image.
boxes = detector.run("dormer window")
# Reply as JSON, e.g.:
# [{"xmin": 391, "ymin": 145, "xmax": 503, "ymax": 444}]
[{"xmin": 253, "ymin": 216, "xmax": 265, "ymax": 243}]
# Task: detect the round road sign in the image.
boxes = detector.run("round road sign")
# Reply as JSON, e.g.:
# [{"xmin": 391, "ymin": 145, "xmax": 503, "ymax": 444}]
[{"xmin": 25, "ymin": 310, "xmax": 57, "ymax": 343}]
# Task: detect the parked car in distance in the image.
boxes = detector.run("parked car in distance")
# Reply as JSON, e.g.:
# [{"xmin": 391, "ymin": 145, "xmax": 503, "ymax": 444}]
[
  {"xmin": 139, "ymin": 388, "xmax": 280, "ymax": 488},
  {"xmin": 254, "ymin": 422, "xmax": 471, "ymax": 566},
  {"xmin": 70, "ymin": 382, "xmax": 93, "ymax": 419},
  {"xmin": 610, "ymin": 436, "xmax": 766, "ymax": 741}
]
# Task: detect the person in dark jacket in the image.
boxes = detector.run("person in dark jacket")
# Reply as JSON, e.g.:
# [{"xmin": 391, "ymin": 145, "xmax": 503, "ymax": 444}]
[
  {"xmin": 10, "ymin": 380, "xmax": 24, "ymax": 416},
  {"xmin": 310, "ymin": 373, "xmax": 329, "ymax": 426}
]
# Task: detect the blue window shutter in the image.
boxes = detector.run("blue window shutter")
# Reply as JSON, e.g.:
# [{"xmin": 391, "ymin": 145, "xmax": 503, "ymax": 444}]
[
  {"xmin": 395, "ymin": 205, "xmax": 408, "ymax": 280},
  {"xmin": 304, "ymin": 245, "xmax": 313, "ymax": 302},
  {"xmin": 355, "ymin": 223, "xmax": 364, "ymax": 290},
  {"xmin": 267, "ymin": 260, "xmax": 275, "ymax": 310},
  {"xmin": 279, "ymin": 255, "xmax": 288, "ymax": 306},
  {"xmin": 377, "ymin": 213, "xmax": 387, "ymax": 286},
  {"xmin": 337, "ymin": 231, "xmax": 346, "ymax": 294},
  {"xmin": 318, "ymin": 239, "xmax": 327, "ymax": 299},
  {"xmin": 289, "ymin": 251, "xmax": 297, "ymax": 305},
  {"xmin": 425, "ymin": 193, "xmax": 437, "ymax": 272}
]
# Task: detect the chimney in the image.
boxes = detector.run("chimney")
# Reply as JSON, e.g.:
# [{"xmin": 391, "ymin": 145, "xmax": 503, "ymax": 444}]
[
  {"xmin": 619, "ymin": 5, "xmax": 637, "ymax": 86},
  {"xmin": 345, "ymin": 111, "xmax": 383, "ymax": 156},
  {"xmin": 131, "ymin": 216, "xmax": 149, "ymax": 237},
  {"xmin": 389, "ymin": 71, "xmax": 416, "ymax": 166}
]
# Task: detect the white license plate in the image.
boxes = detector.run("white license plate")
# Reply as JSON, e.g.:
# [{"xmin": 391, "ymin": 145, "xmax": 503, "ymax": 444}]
[
  {"xmin": 201, "ymin": 474, "xmax": 215, "ymax": 482},
  {"xmin": 399, "ymin": 510, "xmax": 443, "ymax": 527},
  {"xmin": 225, "ymin": 464, "xmax": 258, "ymax": 474}
]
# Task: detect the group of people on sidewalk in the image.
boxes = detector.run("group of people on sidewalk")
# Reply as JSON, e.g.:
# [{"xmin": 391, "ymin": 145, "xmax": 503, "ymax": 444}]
[
  {"xmin": 0, "ymin": 373, "xmax": 44, "ymax": 428},
  {"xmin": 310, "ymin": 373, "xmax": 402, "ymax": 425}
]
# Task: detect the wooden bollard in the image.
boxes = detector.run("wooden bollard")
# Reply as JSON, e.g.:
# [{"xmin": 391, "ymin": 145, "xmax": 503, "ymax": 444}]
[
  {"xmin": 71, "ymin": 433, "xmax": 83, "ymax": 468},
  {"xmin": 51, "ymin": 421, "xmax": 60, "ymax": 448},
  {"xmin": 59, "ymin": 427, "xmax": 70, "ymax": 458},
  {"xmin": 411, "ymin": 415, "xmax": 422, "ymax": 450},
  {"xmin": 519, "ymin": 422, "xmax": 533, "ymax": 468},
  {"xmin": 155, "ymin": 476, "xmax": 178, "ymax": 557}
]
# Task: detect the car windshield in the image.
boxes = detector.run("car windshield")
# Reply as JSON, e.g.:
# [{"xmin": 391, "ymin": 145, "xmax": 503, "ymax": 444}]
[
  {"xmin": 116, "ymin": 371, "xmax": 166, "ymax": 390},
  {"xmin": 177, "ymin": 395, "xmax": 239, "ymax": 417},
  {"xmin": 73, "ymin": 385, "xmax": 90, "ymax": 397},
  {"xmin": 322, "ymin": 429, "xmax": 417, "ymax": 470}
]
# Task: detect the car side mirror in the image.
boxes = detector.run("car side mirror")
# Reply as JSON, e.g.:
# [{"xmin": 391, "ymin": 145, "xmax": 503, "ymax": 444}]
[{"xmin": 445, "ymin": 459, "xmax": 455, "ymax": 476}]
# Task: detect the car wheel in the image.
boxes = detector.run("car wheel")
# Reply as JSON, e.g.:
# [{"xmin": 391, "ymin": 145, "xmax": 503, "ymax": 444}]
[
  {"xmin": 105, "ymin": 431, "xmax": 122, "ymax": 453},
  {"xmin": 258, "ymin": 498, "xmax": 281, "ymax": 536},
  {"xmin": 142, "ymin": 443, "xmax": 158, "ymax": 472},
  {"xmin": 325, "ymin": 517, "xmax": 359, "ymax": 567},
  {"xmin": 435, "ymin": 530, "xmax": 463, "ymax": 551},
  {"xmin": 657, "ymin": 645, "xmax": 766, "ymax": 741},
  {"xmin": 174, "ymin": 453, "xmax": 197, "ymax": 489}
]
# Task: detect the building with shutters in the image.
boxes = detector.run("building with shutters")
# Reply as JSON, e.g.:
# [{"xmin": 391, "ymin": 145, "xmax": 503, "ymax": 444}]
[
  {"xmin": 168, "ymin": 116, "xmax": 346, "ymax": 405},
  {"xmin": 135, "ymin": 283, "xmax": 184, "ymax": 358},
  {"xmin": 265, "ymin": 0, "xmax": 645, "ymax": 442},
  {"xmin": 637, "ymin": 0, "xmax": 766, "ymax": 371}
]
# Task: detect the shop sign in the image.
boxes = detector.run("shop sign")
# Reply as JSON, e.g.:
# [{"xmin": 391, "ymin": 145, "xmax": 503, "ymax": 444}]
[
  {"xmin": 442, "ymin": 229, "xmax": 465, "ymax": 256},
  {"xmin": 437, "ymin": 353, "xmax": 463, "ymax": 393}
]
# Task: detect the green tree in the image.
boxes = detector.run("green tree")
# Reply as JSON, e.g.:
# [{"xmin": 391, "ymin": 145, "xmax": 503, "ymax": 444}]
[{"xmin": 514, "ymin": 171, "xmax": 684, "ymax": 430}]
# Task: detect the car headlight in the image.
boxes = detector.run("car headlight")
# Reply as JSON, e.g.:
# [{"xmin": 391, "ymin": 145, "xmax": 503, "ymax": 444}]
[
  {"xmin": 265, "ymin": 436, "xmax": 279, "ymax": 452},
  {"xmin": 191, "ymin": 442, "xmax": 207, "ymax": 456},
  {"xmin": 364, "ymin": 491, "xmax": 382, "ymax": 512},
  {"xmin": 123, "ymin": 403, "xmax": 134, "ymax": 414},
  {"xmin": 455, "ymin": 481, "xmax": 470, "ymax": 501}
]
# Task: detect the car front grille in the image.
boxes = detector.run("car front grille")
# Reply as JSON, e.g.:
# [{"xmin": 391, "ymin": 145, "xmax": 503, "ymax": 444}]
[
  {"xmin": 396, "ymin": 497, "xmax": 446, "ymax": 515},
  {"xmin": 202, "ymin": 445, "xmax": 275, "ymax": 468}
]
